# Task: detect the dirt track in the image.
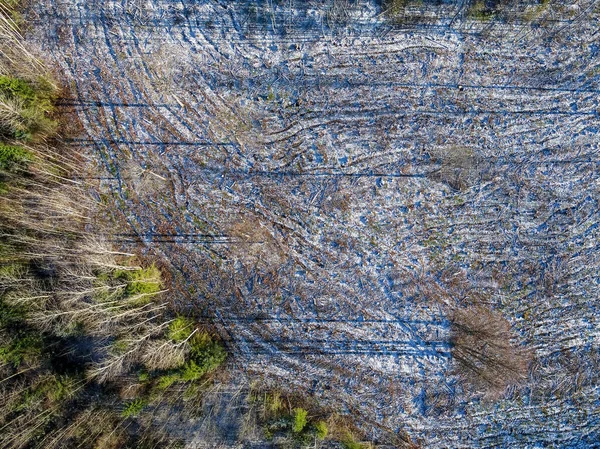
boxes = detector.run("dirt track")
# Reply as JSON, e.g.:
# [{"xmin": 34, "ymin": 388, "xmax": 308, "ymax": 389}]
[{"xmin": 28, "ymin": 0, "xmax": 600, "ymax": 446}]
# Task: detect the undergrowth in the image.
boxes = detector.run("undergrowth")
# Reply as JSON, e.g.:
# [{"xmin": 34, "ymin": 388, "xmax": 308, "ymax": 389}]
[
  {"xmin": 0, "ymin": 75, "xmax": 57, "ymax": 140},
  {"xmin": 249, "ymin": 387, "xmax": 380, "ymax": 448},
  {"xmin": 384, "ymin": 0, "xmax": 544, "ymax": 23},
  {"xmin": 0, "ymin": 2, "xmax": 226, "ymax": 448},
  {"xmin": 0, "ymin": 143, "xmax": 33, "ymax": 171}
]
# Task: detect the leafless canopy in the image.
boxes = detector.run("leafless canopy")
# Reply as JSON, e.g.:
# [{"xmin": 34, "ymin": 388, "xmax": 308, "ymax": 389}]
[{"xmin": 450, "ymin": 305, "xmax": 531, "ymax": 399}]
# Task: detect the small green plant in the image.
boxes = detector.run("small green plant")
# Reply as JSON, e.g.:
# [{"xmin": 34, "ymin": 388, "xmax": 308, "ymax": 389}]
[
  {"xmin": 0, "ymin": 144, "xmax": 33, "ymax": 172},
  {"xmin": 266, "ymin": 391, "xmax": 283, "ymax": 415},
  {"xmin": 31, "ymin": 375, "xmax": 77, "ymax": 404},
  {"xmin": 154, "ymin": 330, "xmax": 226, "ymax": 389},
  {"xmin": 0, "ymin": 75, "xmax": 57, "ymax": 140},
  {"xmin": 187, "ymin": 332, "xmax": 227, "ymax": 376},
  {"xmin": 468, "ymin": 0, "xmax": 496, "ymax": 21},
  {"xmin": 0, "ymin": 76, "xmax": 39, "ymax": 104},
  {"xmin": 178, "ymin": 346, "xmax": 224, "ymax": 381},
  {"xmin": 292, "ymin": 408, "xmax": 308, "ymax": 433},
  {"xmin": 109, "ymin": 339, "xmax": 129, "ymax": 355},
  {"xmin": 114, "ymin": 264, "xmax": 162, "ymax": 297},
  {"xmin": 263, "ymin": 416, "xmax": 291, "ymax": 440},
  {"xmin": 0, "ymin": 298, "xmax": 27, "ymax": 328},
  {"xmin": 121, "ymin": 398, "xmax": 146, "ymax": 418},
  {"xmin": 342, "ymin": 432, "xmax": 367, "ymax": 449},
  {"xmin": 315, "ymin": 420, "xmax": 328, "ymax": 440},
  {"xmin": 123, "ymin": 264, "xmax": 162, "ymax": 296},
  {"xmin": 18, "ymin": 378, "xmax": 72, "ymax": 412},
  {"xmin": 384, "ymin": 0, "xmax": 408, "ymax": 18},
  {"xmin": 0, "ymin": 332, "xmax": 43, "ymax": 367},
  {"xmin": 95, "ymin": 264, "xmax": 163, "ymax": 305},
  {"xmin": 156, "ymin": 373, "xmax": 180, "ymax": 390},
  {"xmin": 179, "ymin": 360, "xmax": 207, "ymax": 382},
  {"xmin": 167, "ymin": 316, "xmax": 194, "ymax": 342}
]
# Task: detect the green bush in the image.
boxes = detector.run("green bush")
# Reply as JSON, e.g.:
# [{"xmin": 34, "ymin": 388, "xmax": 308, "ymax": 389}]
[
  {"xmin": 0, "ymin": 332, "xmax": 43, "ymax": 367},
  {"xmin": 44, "ymin": 376, "xmax": 76, "ymax": 403},
  {"xmin": 167, "ymin": 316, "xmax": 194, "ymax": 342},
  {"xmin": 263, "ymin": 416, "xmax": 291, "ymax": 439},
  {"xmin": 21, "ymin": 375, "xmax": 78, "ymax": 408},
  {"xmin": 0, "ymin": 75, "xmax": 57, "ymax": 140},
  {"xmin": 156, "ymin": 373, "xmax": 180, "ymax": 390},
  {"xmin": 0, "ymin": 76, "xmax": 38, "ymax": 104},
  {"xmin": 114, "ymin": 264, "xmax": 162, "ymax": 297},
  {"xmin": 0, "ymin": 144, "xmax": 33, "ymax": 172},
  {"xmin": 5, "ymin": 0, "xmax": 21, "ymax": 9},
  {"xmin": 179, "ymin": 360, "xmax": 207, "ymax": 382},
  {"xmin": 155, "ymin": 329, "xmax": 226, "ymax": 388},
  {"xmin": 315, "ymin": 420, "xmax": 328, "ymax": 439},
  {"xmin": 468, "ymin": 0, "xmax": 496, "ymax": 21},
  {"xmin": 0, "ymin": 298, "xmax": 27, "ymax": 328},
  {"xmin": 109, "ymin": 339, "xmax": 130, "ymax": 355},
  {"xmin": 188, "ymin": 332, "xmax": 227, "ymax": 374},
  {"xmin": 178, "ymin": 335, "xmax": 226, "ymax": 381},
  {"xmin": 292, "ymin": 408, "xmax": 308, "ymax": 433},
  {"xmin": 94, "ymin": 264, "xmax": 162, "ymax": 305},
  {"xmin": 121, "ymin": 398, "xmax": 146, "ymax": 418}
]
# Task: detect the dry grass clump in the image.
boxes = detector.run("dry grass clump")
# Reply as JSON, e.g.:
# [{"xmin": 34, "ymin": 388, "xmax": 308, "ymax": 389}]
[{"xmin": 427, "ymin": 145, "xmax": 483, "ymax": 191}]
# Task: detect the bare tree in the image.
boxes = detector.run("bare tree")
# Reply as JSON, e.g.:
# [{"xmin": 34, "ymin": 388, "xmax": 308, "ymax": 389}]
[{"xmin": 450, "ymin": 305, "xmax": 531, "ymax": 399}]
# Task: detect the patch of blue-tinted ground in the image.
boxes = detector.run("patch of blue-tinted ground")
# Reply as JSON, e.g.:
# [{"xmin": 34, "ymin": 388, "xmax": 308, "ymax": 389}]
[
  {"xmin": 245, "ymin": 276, "xmax": 255, "ymax": 294},
  {"xmin": 562, "ymin": 440, "xmax": 600, "ymax": 449},
  {"xmin": 311, "ymin": 144, "xmax": 323, "ymax": 164},
  {"xmin": 413, "ymin": 388, "xmax": 428, "ymax": 416}
]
